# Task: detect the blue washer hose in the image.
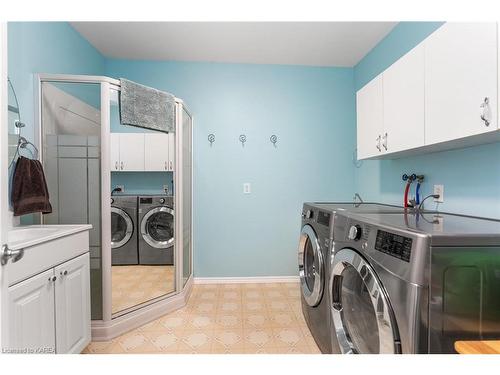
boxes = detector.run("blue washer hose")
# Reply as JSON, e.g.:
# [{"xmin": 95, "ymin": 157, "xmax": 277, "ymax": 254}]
[{"xmin": 416, "ymin": 182, "xmax": 421, "ymax": 205}]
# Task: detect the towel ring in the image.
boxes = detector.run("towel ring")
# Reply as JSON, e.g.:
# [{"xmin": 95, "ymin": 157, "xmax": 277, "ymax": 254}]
[
  {"xmin": 208, "ymin": 133, "xmax": 215, "ymax": 146},
  {"xmin": 270, "ymin": 134, "xmax": 278, "ymax": 147}
]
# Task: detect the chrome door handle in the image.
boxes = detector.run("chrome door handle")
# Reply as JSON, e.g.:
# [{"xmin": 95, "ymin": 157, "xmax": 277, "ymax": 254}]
[
  {"xmin": 382, "ymin": 132, "xmax": 388, "ymax": 150},
  {"xmin": 1, "ymin": 244, "xmax": 24, "ymax": 266},
  {"xmin": 480, "ymin": 97, "xmax": 491, "ymax": 126},
  {"xmin": 376, "ymin": 135, "xmax": 381, "ymax": 151},
  {"xmin": 120, "ymin": 161, "xmax": 124, "ymax": 170}
]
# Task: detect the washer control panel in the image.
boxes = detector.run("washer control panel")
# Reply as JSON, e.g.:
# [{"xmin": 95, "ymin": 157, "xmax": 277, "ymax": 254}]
[{"xmin": 375, "ymin": 230, "xmax": 412, "ymax": 262}]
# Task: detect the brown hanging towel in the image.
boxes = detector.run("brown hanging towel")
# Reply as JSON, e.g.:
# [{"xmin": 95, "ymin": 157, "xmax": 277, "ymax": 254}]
[{"xmin": 11, "ymin": 156, "xmax": 52, "ymax": 216}]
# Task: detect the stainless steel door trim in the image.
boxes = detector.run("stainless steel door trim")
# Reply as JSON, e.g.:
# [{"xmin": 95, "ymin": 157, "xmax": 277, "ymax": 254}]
[
  {"xmin": 110, "ymin": 207, "xmax": 134, "ymax": 249},
  {"xmin": 329, "ymin": 247, "xmax": 400, "ymax": 354},
  {"xmin": 298, "ymin": 224, "xmax": 324, "ymax": 307},
  {"xmin": 140, "ymin": 206, "xmax": 175, "ymax": 249}
]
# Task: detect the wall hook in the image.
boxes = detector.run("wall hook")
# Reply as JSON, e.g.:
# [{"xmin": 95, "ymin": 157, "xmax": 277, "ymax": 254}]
[
  {"xmin": 208, "ymin": 133, "xmax": 215, "ymax": 146},
  {"xmin": 239, "ymin": 134, "xmax": 247, "ymax": 147},
  {"xmin": 270, "ymin": 134, "xmax": 278, "ymax": 147}
]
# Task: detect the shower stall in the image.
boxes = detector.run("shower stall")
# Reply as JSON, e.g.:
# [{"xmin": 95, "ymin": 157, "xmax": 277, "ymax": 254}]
[{"xmin": 35, "ymin": 74, "xmax": 193, "ymax": 340}]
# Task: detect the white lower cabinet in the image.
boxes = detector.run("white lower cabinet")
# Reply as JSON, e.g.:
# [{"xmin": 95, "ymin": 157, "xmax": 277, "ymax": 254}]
[
  {"xmin": 54, "ymin": 254, "xmax": 91, "ymax": 354},
  {"xmin": 7, "ymin": 253, "xmax": 90, "ymax": 354},
  {"xmin": 7, "ymin": 269, "xmax": 56, "ymax": 354}
]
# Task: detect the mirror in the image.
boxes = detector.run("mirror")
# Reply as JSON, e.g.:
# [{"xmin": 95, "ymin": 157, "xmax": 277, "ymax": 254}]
[
  {"xmin": 109, "ymin": 89, "xmax": 176, "ymax": 316},
  {"xmin": 7, "ymin": 78, "xmax": 22, "ymax": 164}
]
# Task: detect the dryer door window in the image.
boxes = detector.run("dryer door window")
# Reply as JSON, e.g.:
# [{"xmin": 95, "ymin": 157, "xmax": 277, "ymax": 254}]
[
  {"xmin": 111, "ymin": 207, "xmax": 134, "ymax": 249},
  {"xmin": 330, "ymin": 248, "xmax": 400, "ymax": 354},
  {"xmin": 298, "ymin": 224, "xmax": 324, "ymax": 307},
  {"xmin": 141, "ymin": 207, "xmax": 174, "ymax": 249}
]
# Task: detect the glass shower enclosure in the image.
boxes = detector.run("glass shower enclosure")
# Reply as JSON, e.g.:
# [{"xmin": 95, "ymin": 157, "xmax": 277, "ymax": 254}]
[{"xmin": 37, "ymin": 74, "xmax": 193, "ymax": 335}]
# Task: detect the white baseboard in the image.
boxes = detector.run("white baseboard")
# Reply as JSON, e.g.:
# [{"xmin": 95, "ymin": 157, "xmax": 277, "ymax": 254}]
[{"xmin": 194, "ymin": 276, "xmax": 299, "ymax": 284}]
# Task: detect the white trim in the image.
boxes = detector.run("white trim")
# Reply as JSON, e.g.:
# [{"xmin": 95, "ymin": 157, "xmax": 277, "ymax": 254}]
[
  {"xmin": 194, "ymin": 276, "xmax": 300, "ymax": 284},
  {"xmin": 91, "ymin": 275, "xmax": 193, "ymax": 341}
]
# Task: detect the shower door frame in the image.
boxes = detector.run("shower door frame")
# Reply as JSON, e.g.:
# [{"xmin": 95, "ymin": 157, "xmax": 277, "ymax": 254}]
[{"xmin": 35, "ymin": 74, "xmax": 193, "ymax": 340}]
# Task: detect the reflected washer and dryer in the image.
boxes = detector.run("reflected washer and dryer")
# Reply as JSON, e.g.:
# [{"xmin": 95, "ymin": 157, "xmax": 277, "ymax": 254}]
[
  {"xmin": 138, "ymin": 195, "xmax": 174, "ymax": 265},
  {"xmin": 329, "ymin": 210, "xmax": 500, "ymax": 354},
  {"xmin": 111, "ymin": 195, "xmax": 139, "ymax": 265},
  {"xmin": 298, "ymin": 202, "xmax": 408, "ymax": 353}
]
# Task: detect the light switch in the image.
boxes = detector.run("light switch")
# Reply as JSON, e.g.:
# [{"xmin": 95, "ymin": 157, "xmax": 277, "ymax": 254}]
[{"xmin": 243, "ymin": 183, "xmax": 251, "ymax": 194}]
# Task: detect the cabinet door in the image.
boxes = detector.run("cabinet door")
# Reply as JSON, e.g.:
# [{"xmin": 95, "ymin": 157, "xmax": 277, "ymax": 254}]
[
  {"xmin": 119, "ymin": 133, "xmax": 145, "ymax": 171},
  {"xmin": 356, "ymin": 75, "xmax": 384, "ymax": 159},
  {"xmin": 7, "ymin": 269, "xmax": 56, "ymax": 354},
  {"xmin": 168, "ymin": 132, "xmax": 175, "ymax": 171},
  {"xmin": 383, "ymin": 44, "xmax": 425, "ymax": 154},
  {"xmin": 110, "ymin": 133, "xmax": 120, "ymax": 171},
  {"xmin": 54, "ymin": 253, "xmax": 91, "ymax": 354},
  {"xmin": 425, "ymin": 22, "xmax": 498, "ymax": 145},
  {"xmin": 144, "ymin": 133, "xmax": 169, "ymax": 171}
]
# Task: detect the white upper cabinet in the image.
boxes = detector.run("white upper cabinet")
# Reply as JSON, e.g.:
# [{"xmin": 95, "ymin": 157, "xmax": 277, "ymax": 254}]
[
  {"xmin": 110, "ymin": 133, "xmax": 120, "ymax": 171},
  {"xmin": 145, "ymin": 133, "xmax": 169, "ymax": 171},
  {"xmin": 356, "ymin": 22, "xmax": 499, "ymax": 160},
  {"xmin": 383, "ymin": 44, "xmax": 425, "ymax": 153},
  {"xmin": 118, "ymin": 133, "xmax": 145, "ymax": 171},
  {"xmin": 425, "ymin": 22, "xmax": 498, "ymax": 144},
  {"xmin": 168, "ymin": 132, "xmax": 175, "ymax": 171},
  {"xmin": 357, "ymin": 74, "xmax": 384, "ymax": 159},
  {"xmin": 111, "ymin": 132, "xmax": 175, "ymax": 172}
]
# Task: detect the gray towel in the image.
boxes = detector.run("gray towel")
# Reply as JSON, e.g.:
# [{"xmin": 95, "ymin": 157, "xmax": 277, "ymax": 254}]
[{"xmin": 119, "ymin": 78, "xmax": 175, "ymax": 133}]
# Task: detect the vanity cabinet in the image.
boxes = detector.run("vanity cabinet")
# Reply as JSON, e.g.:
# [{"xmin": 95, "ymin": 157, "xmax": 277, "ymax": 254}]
[
  {"xmin": 7, "ymin": 252, "xmax": 90, "ymax": 354},
  {"xmin": 111, "ymin": 133, "xmax": 174, "ymax": 172},
  {"xmin": 356, "ymin": 22, "xmax": 499, "ymax": 160}
]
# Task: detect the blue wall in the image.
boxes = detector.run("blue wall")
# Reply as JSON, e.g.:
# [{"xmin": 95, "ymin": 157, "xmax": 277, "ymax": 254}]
[
  {"xmin": 353, "ymin": 22, "xmax": 500, "ymax": 219},
  {"xmin": 8, "ymin": 22, "xmax": 105, "ymax": 143},
  {"xmin": 106, "ymin": 60, "xmax": 356, "ymax": 276}
]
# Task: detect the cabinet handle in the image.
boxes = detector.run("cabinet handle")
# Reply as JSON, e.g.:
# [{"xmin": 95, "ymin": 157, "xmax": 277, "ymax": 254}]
[
  {"xmin": 169, "ymin": 161, "xmax": 173, "ymax": 170},
  {"xmin": 480, "ymin": 97, "xmax": 491, "ymax": 126},
  {"xmin": 376, "ymin": 135, "xmax": 381, "ymax": 151},
  {"xmin": 60, "ymin": 270, "xmax": 68, "ymax": 276},
  {"xmin": 165, "ymin": 161, "xmax": 167, "ymax": 170},
  {"xmin": 115, "ymin": 161, "xmax": 118, "ymax": 170},
  {"xmin": 120, "ymin": 161, "xmax": 124, "ymax": 170},
  {"xmin": 382, "ymin": 132, "xmax": 388, "ymax": 151},
  {"xmin": 49, "ymin": 276, "xmax": 57, "ymax": 282}
]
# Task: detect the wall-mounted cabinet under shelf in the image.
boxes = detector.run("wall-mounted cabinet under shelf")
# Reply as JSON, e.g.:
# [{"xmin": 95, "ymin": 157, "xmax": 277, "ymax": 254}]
[
  {"xmin": 110, "ymin": 132, "xmax": 175, "ymax": 172},
  {"xmin": 356, "ymin": 22, "xmax": 499, "ymax": 160}
]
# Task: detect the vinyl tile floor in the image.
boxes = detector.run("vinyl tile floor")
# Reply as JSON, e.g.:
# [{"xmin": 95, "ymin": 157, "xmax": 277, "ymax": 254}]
[
  {"xmin": 111, "ymin": 265, "xmax": 175, "ymax": 314},
  {"xmin": 84, "ymin": 282, "xmax": 321, "ymax": 354}
]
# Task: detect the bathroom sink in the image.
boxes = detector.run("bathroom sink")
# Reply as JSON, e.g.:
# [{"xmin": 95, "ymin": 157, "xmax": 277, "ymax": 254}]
[{"xmin": 7, "ymin": 224, "xmax": 93, "ymax": 250}]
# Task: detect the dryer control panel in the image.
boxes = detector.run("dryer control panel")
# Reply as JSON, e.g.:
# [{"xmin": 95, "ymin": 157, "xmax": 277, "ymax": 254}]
[{"xmin": 375, "ymin": 230, "xmax": 412, "ymax": 262}]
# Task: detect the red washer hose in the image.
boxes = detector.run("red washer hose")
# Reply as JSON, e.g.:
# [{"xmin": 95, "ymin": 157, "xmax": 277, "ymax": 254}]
[{"xmin": 404, "ymin": 182, "xmax": 411, "ymax": 208}]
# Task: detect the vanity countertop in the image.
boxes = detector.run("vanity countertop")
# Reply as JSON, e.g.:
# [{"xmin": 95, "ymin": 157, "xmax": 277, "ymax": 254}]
[{"xmin": 8, "ymin": 224, "xmax": 92, "ymax": 250}]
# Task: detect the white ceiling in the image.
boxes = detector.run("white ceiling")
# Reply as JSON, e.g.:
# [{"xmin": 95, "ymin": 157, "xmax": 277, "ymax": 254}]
[{"xmin": 70, "ymin": 22, "xmax": 397, "ymax": 67}]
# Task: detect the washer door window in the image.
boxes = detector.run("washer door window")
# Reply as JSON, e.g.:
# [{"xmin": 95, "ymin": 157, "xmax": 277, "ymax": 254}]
[
  {"xmin": 330, "ymin": 248, "xmax": 400, "ymax": 354},
  {"xmin": 298, "ymin": 224, "xmax": 324, "ymax": 307},
  {"xmin": 141, "ymin": 207, "xmax": 174, "ymax": 249},
  {"xmin": 111, "ymin": 207, "xmax": 133, "ymax": 249}
]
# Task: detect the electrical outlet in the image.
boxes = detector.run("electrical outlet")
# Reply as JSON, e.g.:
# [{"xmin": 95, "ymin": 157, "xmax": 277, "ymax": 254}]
[
  {"xmin": 433, "ymin": 184, "xmax": 444, "ymax": 203},
  {"xmin": 243, "ymin": 183, "xmax": 251, "ymax": 194},
  {"xmin": 116, "ymin": 185, "xmax": 124, "ymax": 193}
]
